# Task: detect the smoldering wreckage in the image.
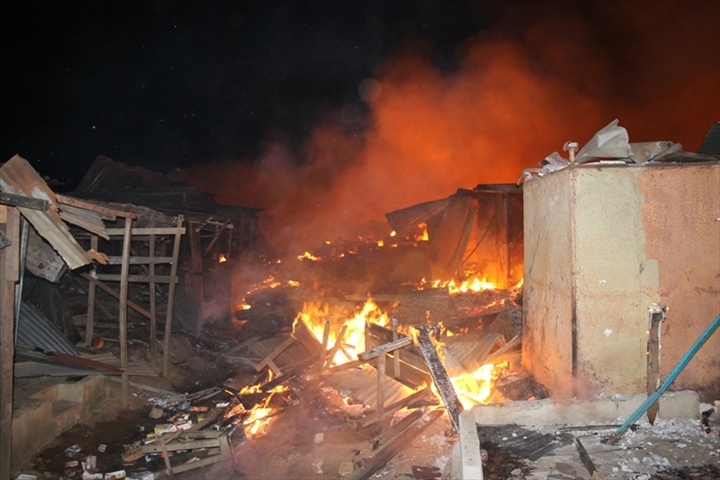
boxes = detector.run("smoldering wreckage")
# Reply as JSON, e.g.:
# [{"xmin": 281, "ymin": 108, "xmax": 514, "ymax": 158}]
[{"xmin": 0, "ymin": 120, "xmax": 719, "ymax": 480}]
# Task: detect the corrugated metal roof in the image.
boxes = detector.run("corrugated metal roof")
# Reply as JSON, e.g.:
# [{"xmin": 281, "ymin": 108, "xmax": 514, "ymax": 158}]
[
  {"xmin": 428, "ymin": 196, "xmax": 477, "ymax": 281},
  {"xmin": 385, "ymin": 198, "xmax": 449, "ymax": 238},
  {"xmin": 16, "ymin": 302, "xmax": 78, "ymax": 355},
  {"xmin": 59, "ymin": 203, "xmax": 110, "ymax": 240},
  {"xmin": 0, "ymin": 155, "xmax": 92, "ymax": 270},
  {"xmin": 14, "ymin": 353, "xmax": 158, "ymax": 377}
]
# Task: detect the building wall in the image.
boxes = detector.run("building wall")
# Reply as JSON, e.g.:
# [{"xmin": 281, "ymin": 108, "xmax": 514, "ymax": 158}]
[
  {"xmin": 522, "ymin": 169, "xmax": 575, "ymax": 398},
  {"xmin": 523, "ymin": 162, "xmax": 720, "ymax": 400}
]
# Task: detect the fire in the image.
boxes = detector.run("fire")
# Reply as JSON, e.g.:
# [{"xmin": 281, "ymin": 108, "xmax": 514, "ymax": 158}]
[
  {"xmin": 298, "ymin": 251, "xmax": 321, "ymax": 261},
  {"xmin": 377, "ymin": 239, "xmax": 384, "ymax": 247},
  {"xmin": 414, "ymin": 222, "xmax": 429, "ymax": 242},
  {"xmin": 447, "ymin": 276, "xmax": 496, "ymax": 294},
  {"xmin": 218, "ymin": 253, "xmax": 228, "ymax": 263},
  {"xmin": 228, "ymin": 383, "xmax": 288, "ymax": 438},
  {"xmin": 447, "ymin": 362, "xmax": 509, "ymax": 409},
  {"xmin": 293, "ymin": 298, "xmax": 391, "ymax": 364}
]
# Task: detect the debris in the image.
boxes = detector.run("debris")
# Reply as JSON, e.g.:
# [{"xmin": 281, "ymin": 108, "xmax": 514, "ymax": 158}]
[
  {"xmin": 104, "ymin": 471, "xmax": 127, "ymax": 480},
  {"xmin": 411, "ymin": 465, "xmax": 442, "ymax": 479},
  {"xmin": 314, "ymin": 432, "xmax": 324, "ymax": 444},
  {"xmin": 148, "ymin": 405, "xmax": 163, "ymax": 419},
  {"xmin": 415, "ymin": 326, "xmax": 463, "ymax": 432},
  {"xmin": 97, "ymin": 444, "xmax": 107, "ymax": 453},
  {"xmin": 65, "ymin": 444, "xmax": 82, "ymax": 457},
  {"xmin": 346, "ymin": 409, "xmax": 444, "ymax": 480},
  {"xmin": 65, "ymin": 460, "xmax": 79, "ymax": 467},
  {"xmin": 81, "ymin": 455, "xmax": 96, "ymax": 472},
  {"xmin": 574, "ymin": 437, "xmax": 599, "ymax": 478},
  {"xmin": 338, "ymin": 461, "xmax": 354, "ymax": 477}
]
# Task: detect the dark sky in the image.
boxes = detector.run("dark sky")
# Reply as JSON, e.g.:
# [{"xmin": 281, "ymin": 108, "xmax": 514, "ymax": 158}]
[
  {"xmin": 3, "ymin": 1, "xmax": 719, "ymax": 249},
  {"xmin": 2, "ymin": 0, "xmax": 502, "ymax": 185}
]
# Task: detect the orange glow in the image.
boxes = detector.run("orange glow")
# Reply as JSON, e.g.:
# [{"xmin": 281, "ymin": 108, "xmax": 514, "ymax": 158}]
[
  {"xmin": 298, "ymin": 251, "xmax": 320, "ymax": 261},
  {"xmin": 218, "ymin": 253, "xmax": 228, "ymax": 263},
  {"xmin": 230, "ymin": 384, "xmax": 288, "ymax": 438},
  {"xmin": 414, "ymin": 223, "xmax": 429, "ymax": 242},
  {"xmin": 443, "ymin": 361, "xmax": 509, "ymax": 409},
  {"xmin": 448, "ymin": 276, "xmax": 496, "ymax": 294},
  {"xmin": 377, "ymin": 239, "xmax": 384, "ymax": 247},
  {"xmin": 293, "ymin": 298, "xmax": 390, "ymax": 364}
]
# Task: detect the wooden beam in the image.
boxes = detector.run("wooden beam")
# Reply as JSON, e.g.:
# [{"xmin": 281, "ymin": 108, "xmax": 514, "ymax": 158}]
[
  {"xmin": 376, "ymin": 353, "xmax": 387, "ymax": 421},
  {"xmin": 255, "ymin": 336, "xmax": 295, "ymax": 372},
  {"xmin": 80, "ymin": 273, "xmax": 152, "ymax": 319},
  {"xmin": 416, "ymin": 326, "xmax": 463, "ymax": 432},
  {"xmin": 149, "ymin": 231, "xmax": 157, "ymax": 360},
  {"xmin": 202, "ymin": 218, "xmax": 231, "ymax": 257},
  {"xmin": 317, "ymin": 320, "xmax": 330, "ymax": 374},
  {"xmin": 85, "ymin": 235, "xmax": 98, "ymax": 346},
  {"xmin": 359, "ymin": 337, "xmax": 412, "ymax": 360},
  {"xmin": 105, "ymin": 227, "xmax": 185, "ymax": 236},
  {"xmin": 95, "ymin": 273, "xmax": 178, "ymax": 283},
  {"xmin": 119, "ymin": 216, "xmax": 133, "ymax": 407},
  {"xmin": 163, "ymin": 215, "xmax": 184, "ymax": 377},
  {"xmin": 324, "ymin": 324, "xmax": 347, "ymax": 368},
  {"xmin": 106, "ymin": 256, "xmax": 175, "ymax": 265},
  {"xmin": 0, "ymin": 206, "xmax": 20, "ymax": 480},
  {"xmin": 346, "ymin": 409, "xmax": 443, "ymax": 480},
  {"xmin": 0, "ymin": 192, "xmax": 48, "ymax": 211}
]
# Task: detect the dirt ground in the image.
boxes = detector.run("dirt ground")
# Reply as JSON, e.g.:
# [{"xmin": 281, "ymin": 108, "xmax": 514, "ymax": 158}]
[{"xmin": 16, "ymin": 355, "xmax": 720, "ymax": 480}]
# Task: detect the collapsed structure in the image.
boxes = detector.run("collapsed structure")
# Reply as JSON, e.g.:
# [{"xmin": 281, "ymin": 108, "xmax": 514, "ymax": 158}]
[{"xmin": 0, "ymin": 119, "xmax": 718, "ymax": 480}]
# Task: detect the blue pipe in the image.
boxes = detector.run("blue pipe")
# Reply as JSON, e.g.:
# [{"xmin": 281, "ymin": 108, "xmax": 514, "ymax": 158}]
[{"xmin": 610, "ymin": 312, "xmax": 720, "ymax": 441}]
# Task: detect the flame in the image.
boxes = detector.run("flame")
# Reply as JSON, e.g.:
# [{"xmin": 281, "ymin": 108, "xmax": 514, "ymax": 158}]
[
  {"xmin": 414, "ymin": 222, "xmax": 429, "ymax": 242},
  {"xmin": 377, "ymin": 239, "xmax": 384, "ymax": 247},
  {"xmin": 229, "ymin": 383, "xmax": 289, "ymax": 438},
  {"xmin": 448, "ymin": 361, "xmax": 509, "ymax": 409},
  {"xmin": 448, "ymin": 276, "xmax": 496, "ymax": 294},
  {"xmin": 298, "ymin": 251, "xmax": 321, "ymax": 261},
  {"xmin": 218, "ymin": 253, "xmax": 228, "ymax": 263},
  {"xmin": 293, "ymin": 298, "xmax": 391, "ymax": 364}
]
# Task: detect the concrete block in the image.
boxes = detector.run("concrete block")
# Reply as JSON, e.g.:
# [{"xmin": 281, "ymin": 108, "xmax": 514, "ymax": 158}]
[
  {"xmin": 458, "ymin": 411, "xmax": 483, "ymax": 480},
  {"xmin": 471, "ymin": 390, "xmax": 699, "ymax": 426}
]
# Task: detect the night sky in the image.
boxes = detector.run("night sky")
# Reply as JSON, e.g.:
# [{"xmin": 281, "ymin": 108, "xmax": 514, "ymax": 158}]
[
  {"xmin": 3, "ymin": 1, "xmax": 719, "ymax": 249},
  {"xmin": 2, "ymin": 1, "xmax": 500, "ymax": 183}
]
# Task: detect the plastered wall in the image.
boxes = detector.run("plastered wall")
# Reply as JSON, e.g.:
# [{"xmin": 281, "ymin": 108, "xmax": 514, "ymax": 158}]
[{"xmin": 523, "ymin": 162, "xmax": 720, "ymax": 400}]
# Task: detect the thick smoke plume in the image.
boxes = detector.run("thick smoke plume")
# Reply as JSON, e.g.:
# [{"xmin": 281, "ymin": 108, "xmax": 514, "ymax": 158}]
[{"xmin": 176, "ymin": 1, "xmax": 719, "ymax": 254}]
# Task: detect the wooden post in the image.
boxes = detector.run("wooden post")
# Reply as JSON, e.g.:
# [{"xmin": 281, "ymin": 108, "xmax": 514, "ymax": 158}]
[
  {"xmin": 119, "ymin": 216, "xmax": 133, "ymax": 408},
  {"xmin": 318, "ymin": 320, "xmax": 330, "ymax": 374},
  {"xmin": 392, "ymin": 317, "xmax": 400, "ymax": 380},
  {"xmin": 1, "ymin": 206, "xmax": 21, "ymax": 479},
  {"xmin": 324, "ymin": 324, "xmax": 347, "ymax": 368},
  {"xmin": 86, "ymin": 235, "xmax": 98, "ymax": 346},
  {"xmin": 163, "ymin": 215, "xmax": 184, "ymax": 377},
  {"xmin": 149, "ymin": 229, "xmax": 157, "ymax": 360},
  {"xmin": 416, "ymin": 326, "xmax": 463, "ymax": 432},
  {"xmin": 376, "ymin": 352, "xmax": 386, "ymax": 421}
]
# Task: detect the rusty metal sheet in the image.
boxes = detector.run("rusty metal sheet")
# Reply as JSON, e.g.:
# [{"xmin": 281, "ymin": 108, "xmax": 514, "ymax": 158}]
[
  {"xmin": 385, "ymin": 198, "xmax": 449, "ymax": 238},
  {"xmin": 428, "ymin": 195, "xmax": 477, "ymax": 281},
  {"xmin": 0, "ymin": 155, "xmax": 91, "ymax": 269}
]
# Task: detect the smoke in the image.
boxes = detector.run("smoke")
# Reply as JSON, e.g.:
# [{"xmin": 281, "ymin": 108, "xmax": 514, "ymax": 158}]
[{"xmin": 176, "ymin": 1, "xmax": 719, "ymax": 254}]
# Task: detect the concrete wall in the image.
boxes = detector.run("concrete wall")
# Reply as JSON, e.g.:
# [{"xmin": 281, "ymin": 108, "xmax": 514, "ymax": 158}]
[
  {"xmin": 523, "ymin": 162, "xmax": 720, "ymax": 400},
  {"xmin": 522, "ymin": 169, "xmax": 574, "ymax": 398}
]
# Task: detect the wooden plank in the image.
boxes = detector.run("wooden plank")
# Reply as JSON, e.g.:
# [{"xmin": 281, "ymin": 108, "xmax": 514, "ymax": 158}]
[
  {"xmin": 163, "ymin": 215, "xmax": 184, "ymax": 377},
  {"xmin": 106, "ymin": 256, "xmax": 175, "ymax": 265},
  {"xmin": 346, "ymin": 409, "xmax": 444, "ymax": 480},
  {"xmin": 362, "ymin": 387, "xmax": 434, "ymax": 427},
  {"xmin": 365, "ymin": 328, "xmax": 432, "ymax": 389},
  {"xmin": 255, "ymin": 336, "xmax": 295, "ymax": 372},
  {"xmin": 149, "ymin": 231, "xmax": 157, "ymax": 359},
  {"xmin": 25, "ymin": 226, "xmax": 65, "ymax": 282},
  {"xmin": 119, "ymin": 217, "xmax": 133, "ymax": 407},
  {"xmin": 325, "ymin": 324, "xmax": 347, "ymax": 368},
  {"xmin": 0, "ymin": 206, "xmax": 19, "ymax": 480},
  {"xmin": 202, "ymin": 219, "xmax": 231, "ymax": 257},
  {"xmin": 293, "ymin": 319, "xmax": 322, "ymax": 355},
  {"xmin": 105, "ymin": 227, "xmax": 185, "ymax": 235},
  {"xmin": 318, "ymin": 320, "xmax": 330, "ymax": 373},
  {"xmin": 416, "ymin": 326, "xmax": 463, "ymax": 432},
  {"xmin": 392, "ymin": 318, "xmax": 400, "ymax": 380},
  {"xmin": 95, "ymin": 273, "xmax": 178, "ymax": 283},
  {"xmin": 376, "ymin": 353, "xmax": 386, "ymax": 421},
  {"xmin": 260, "ymin": 356, "xmax": 317, "ymax": 392},
  {"xmin": 0, "ymin": 191, "xmax": 48, "ymax": 210},
  {"xmin": 86, "ymin": 235, "xmax": 98, "ymax": 346},
  {"xmin": 359, "ymin": 337, "xmax": 412, "ymax": 360},
  {"xmin": 80, "ymin": 273, "xmax": 152, "ymax": 319}
]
